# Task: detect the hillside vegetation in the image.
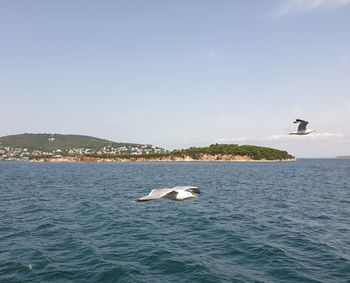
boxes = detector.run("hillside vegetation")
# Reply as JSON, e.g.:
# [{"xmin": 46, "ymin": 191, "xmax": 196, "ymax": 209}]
[
  {"xmin": 144, "ymin": 144, "xmax": 293, "ymax": 160},
  {"xmin": 0, "ymin": 133, "xmax": 143, "ymax": 151},
  {"xmin": 85, "ymin": 144, "xmax": 294, "ymax": 161}
]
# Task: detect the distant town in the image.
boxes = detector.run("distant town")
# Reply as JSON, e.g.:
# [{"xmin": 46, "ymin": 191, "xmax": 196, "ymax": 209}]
[
  {"xmin": 0, "ymin": 133, "xmax": 167, "ymax": 161},
  {"xmin": 0, "ymin": 145, "xmax": 165, "ymax": 161}
]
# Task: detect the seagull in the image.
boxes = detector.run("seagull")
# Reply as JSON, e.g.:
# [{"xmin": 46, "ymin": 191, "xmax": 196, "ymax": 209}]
[
  {"xmin": 136, "ymin": 186, "xmax": 200, "ymax": 202},
  {"xmin": 289, "ymin": 119, "xmax": 315, "ymax": 135}
]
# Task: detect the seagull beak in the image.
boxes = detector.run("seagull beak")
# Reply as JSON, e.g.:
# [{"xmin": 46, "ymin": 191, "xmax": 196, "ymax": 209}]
[{"xmin": 191, "ymin": 194, "xmax": 198, "ymax": 199}]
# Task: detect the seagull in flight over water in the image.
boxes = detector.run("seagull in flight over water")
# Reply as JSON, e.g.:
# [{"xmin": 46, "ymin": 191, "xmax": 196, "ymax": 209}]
[
  {"xmin": 137, "ymin": 186, "xmax": 200, "ymax": 202},
  {"xmin": 289, "ymin": 119, "xmax": 315, "ymax": 135}
]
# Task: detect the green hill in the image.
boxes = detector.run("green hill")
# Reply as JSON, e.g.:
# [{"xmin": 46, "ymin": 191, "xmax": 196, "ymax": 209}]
[
  {"xmin": 136, "ymin": 143, "xmax": 294, "ymax": 161},
  {"xmin": 336, "ymin": 156, "xmax": 350, "ymax": 159},
  {"xmin": 0, "ymin": 133, "xmax": 160, "ymax": 152},
  {"xmin": 187, "ymin": 144, "xmax": 294, "ymax": 160}
]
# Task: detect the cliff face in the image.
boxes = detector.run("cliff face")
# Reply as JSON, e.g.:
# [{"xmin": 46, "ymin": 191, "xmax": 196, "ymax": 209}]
[{"xmin": 32, "ymin": 153, "xmax": 295, "ymax": 163}]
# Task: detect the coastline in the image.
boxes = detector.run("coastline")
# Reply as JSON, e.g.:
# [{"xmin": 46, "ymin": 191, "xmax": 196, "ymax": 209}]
[{"xmin": 31, "ymin": 155, "xmax": 296, "ymax": 163}]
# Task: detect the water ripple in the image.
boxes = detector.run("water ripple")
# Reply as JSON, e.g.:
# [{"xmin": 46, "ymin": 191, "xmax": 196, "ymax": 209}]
[{"xmin": 0, "ymin": 160, "xmax": 350, "ymax": 282}]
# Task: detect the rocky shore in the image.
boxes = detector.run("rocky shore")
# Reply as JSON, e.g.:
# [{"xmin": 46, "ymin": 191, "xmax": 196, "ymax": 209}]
[{"xmin": 31, "ymin": 154, "xmax": 296, "ymax": 163}]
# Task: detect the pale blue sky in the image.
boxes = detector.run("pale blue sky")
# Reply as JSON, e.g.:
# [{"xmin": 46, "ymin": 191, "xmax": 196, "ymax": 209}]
[{"xmin": 1, "ymin": 0, "xmax": 349, "ymax": 157}]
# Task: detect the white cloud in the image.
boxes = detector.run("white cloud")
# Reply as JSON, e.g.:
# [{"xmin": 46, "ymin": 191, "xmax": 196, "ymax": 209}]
[
  {"xmin": 215, "ymin": 137, "xmax": 250, "ymax": 143},
  {"xmin": 275, "ymin": 0, "xmax": 350, "ymax": 16},
  {"xmin": 266, "ymin": 132, "xmax": 344, "ymax": 141},
  {"xmin": 215, "ymin": 132, "xmax": 344, "ymax": 144},
  {"xmin": 338, "ymin": 54, "xmax": 350, "ymax": 62},
  {"xmin": 202, "ymin": 50, "xmax": 216, "ymax": 57}
]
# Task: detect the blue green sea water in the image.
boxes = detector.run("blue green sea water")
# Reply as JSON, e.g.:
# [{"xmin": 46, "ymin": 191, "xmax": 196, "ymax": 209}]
[{"xmin": 0, "ymin": 159, "xmax": 349, "ymax": 282}]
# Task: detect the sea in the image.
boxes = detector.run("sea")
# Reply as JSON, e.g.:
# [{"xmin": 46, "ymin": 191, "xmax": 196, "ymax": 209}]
[{"xmin": 0, "ymin": 159, "xmax": 349, "ymax": 283}]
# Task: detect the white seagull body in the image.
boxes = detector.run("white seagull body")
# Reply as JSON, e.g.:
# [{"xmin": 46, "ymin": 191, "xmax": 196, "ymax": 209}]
[
  {"xmin": 137, "ymin": 186, "xmax": 200, "ymax": 202},
  {"xmin": 289, "ymin": 119, "xmax": 315, "ymax": 135}
]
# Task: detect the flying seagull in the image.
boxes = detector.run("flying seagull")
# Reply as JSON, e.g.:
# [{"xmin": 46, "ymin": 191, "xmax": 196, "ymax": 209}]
[
  {"xmin": 136, "ymin": 186, "xmax": 200, "ymax": 202},
  {"xmin": 289, "ymin": 119, "xmax": 315, "ymax": 135}
]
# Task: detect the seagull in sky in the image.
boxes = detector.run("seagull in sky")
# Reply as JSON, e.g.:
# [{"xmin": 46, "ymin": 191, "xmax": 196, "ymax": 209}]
[{"xmin": 289, "ymin": 119, "xmax": 315, "ymax": 135}]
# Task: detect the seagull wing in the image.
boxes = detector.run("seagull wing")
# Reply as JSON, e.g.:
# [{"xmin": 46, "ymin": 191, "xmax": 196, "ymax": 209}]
[
  {"xmin": 294, "ymin": 119, "xmax": 308, "ymax": 132},
  {"xmin": 172, "ymin": 186, "xmax": 201, "ymax": 193},
  {"xmin": 297, "ymin": 121, "xmax": 308, "ymax": 132},
  {"xmin": 136, "ymin": 188, "xmax": 174, "ymax": 202}
]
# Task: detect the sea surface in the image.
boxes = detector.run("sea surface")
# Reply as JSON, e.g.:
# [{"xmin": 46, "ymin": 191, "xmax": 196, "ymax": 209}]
[{"xmin": 0, "ymin": 159, "xmax": 349, "ymax": 283}]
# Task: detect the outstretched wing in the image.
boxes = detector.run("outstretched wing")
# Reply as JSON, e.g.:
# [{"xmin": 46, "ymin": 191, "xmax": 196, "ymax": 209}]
[
  {"xmin": 136, "ymin": 188, "xmax": 174, "ymax": 202},
  {"xmin": 294, "ymin": 119, "xmax": 308, "ymax": 133},
  {"xmin": 172, "ymin": 186, "xmax": 200, "ymax": 194}
]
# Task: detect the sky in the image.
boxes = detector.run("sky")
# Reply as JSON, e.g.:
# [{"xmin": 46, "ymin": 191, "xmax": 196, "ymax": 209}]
[{"xmin": 1, "ymin": 0, "xmax": 349, "ymax": 157}]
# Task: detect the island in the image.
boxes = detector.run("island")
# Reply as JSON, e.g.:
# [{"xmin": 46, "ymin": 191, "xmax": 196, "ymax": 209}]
[
  {"xmin": 0, "ymin": 133, "xmax": 295, "ymax": 162},
  {"xmin": 32, "ymin": 144, "xmax": 295, "ymax": 162}
]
